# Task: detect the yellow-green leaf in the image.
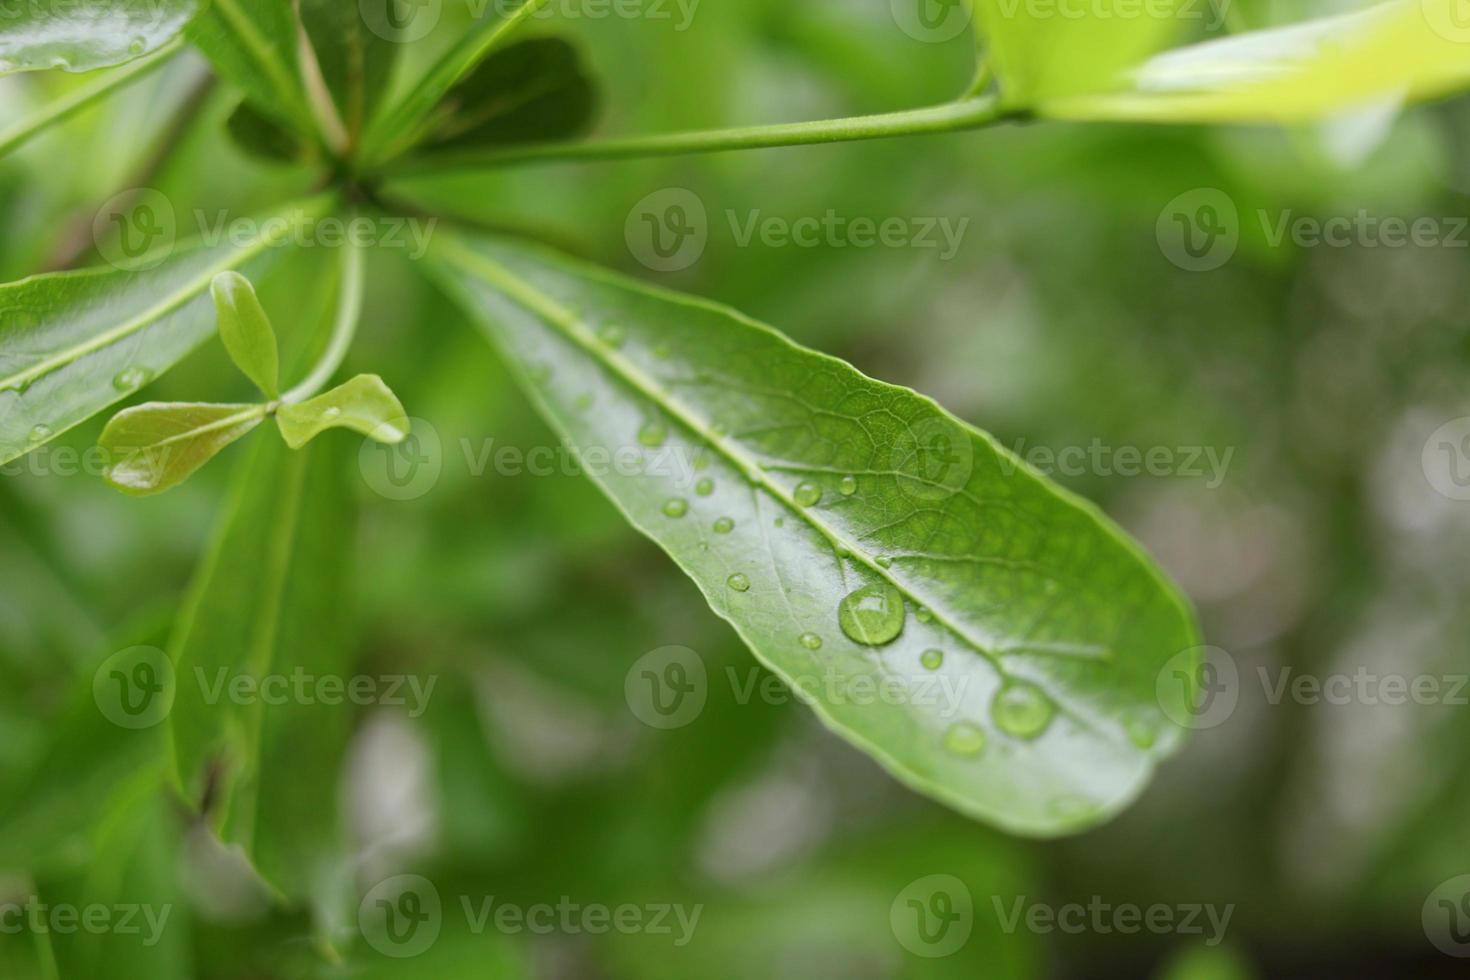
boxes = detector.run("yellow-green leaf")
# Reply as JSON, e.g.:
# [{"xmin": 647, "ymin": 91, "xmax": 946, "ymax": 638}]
[
  {"xmin": 211, "ymin": 272, "xmax": 281, "ymax": 398},
  {"xmin": 275, "ymin": 373, "xmax": 408, "ymax": 449},
  {"xmin": 99, "ymin": 402, "xmax": 266, "ymax": 496}
]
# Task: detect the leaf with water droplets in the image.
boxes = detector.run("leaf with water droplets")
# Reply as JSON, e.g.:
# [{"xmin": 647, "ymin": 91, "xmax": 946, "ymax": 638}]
[
  {"xmin": 0, "ymin": 0, "xmax": 196, "ymax": 75},
  {"xmin": 98, "ymin": 402, "xmax": 266, "ymax": 496},
  {"xmin": 275, "ymin": 374, "xmax": 408, "ymax": 450},
  {"xmin": 0, "ymin": 195, "xmax": 332, "ymax": 467},
  {"xmin": 428, "ymin": 230, "xmax": 1201, "ymax": 837}
]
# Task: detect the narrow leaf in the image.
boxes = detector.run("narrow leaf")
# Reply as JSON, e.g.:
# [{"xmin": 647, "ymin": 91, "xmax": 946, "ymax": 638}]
[
  {"xmin": 99, "ymin": 402, "xmax": 266, "ymax": 495},
  {"xmin": 0, "ymin": 194, "xmax": 332, "ymax": 466},
  {"xmin": 225, "ymin": 99, "xmax": 312, "ymax": 165},
  {"xmin": 0, "ymin": 0, "xmax": 196, "ymax": 75},
  {"xmin": 167, "ymin": 435, "xmax": 356, "ymax": 902},
  {"xmin": 421, "ymin": 38, "xmax": 597, "ymax": 154},
  {"xmin": 276, "ymin": 373, "xmax": 408, "ymax": 449},
  {"xmin": 1043, "ymin": 0, "xmax": 1470, "ymax": 122},
  {"xmin": 186, "ymin": 0, "xmax": 312, "ymax": 131},
  {"xmin": 428, "ymin": 231, "xmax": 1201, "ymax": 837},
  {"xmin": 212, "ymin": 271, "xmax": 280, "ymax": 397},
  {"xmin": 299, "ymin": 0, "xmax": 400, "ymax": 143}
]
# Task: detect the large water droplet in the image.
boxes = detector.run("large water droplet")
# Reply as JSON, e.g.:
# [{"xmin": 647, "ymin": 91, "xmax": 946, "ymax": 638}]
[
  {"xmin": 839, "ymin": 475, "xmax": 858, "ymax": 496},
  {"xmin": 712, "ymin": 517, "xmax": 734, "ymax": 534},
  {"xmin": 991, "ymin": 682, "xmax": 1054, "ymax": 739},
  {"xmin": 112, "ymin": 367, "xmax": 149, "ymax": 391},
  {"xmin": 837, "ymin": 582, "xmax": 905, "ymax": 646},
  {"xmin": 799, "ymin": 632, "xmax": 823, "ymax": 651},
  {"xmin": 638, "ymin": 421, "xmax": 667, "ymax": 448},
  {"xmin": 920, "ymin": 649, "xmax": 944, "ymax": 671},
  {"xmin": 727, "ymin": 573, "xmax": 750, "ymax": 592},
  {"xmin": 662, "ymin": 498, "xmax": 688, "ymax": 518},
  {"xmin": 793, "ymin": 482, "xmax": 821, "ymax": 507},
  {"xmin": 944, "ymin": 722, "xmax": 986, "ymax": 757},
  {"xmin": 695, "ymin": 478, "xmax": 714, "ymax": 497}
]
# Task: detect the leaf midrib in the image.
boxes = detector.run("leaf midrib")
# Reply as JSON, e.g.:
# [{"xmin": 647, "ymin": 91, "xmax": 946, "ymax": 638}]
[{"xmin": 432, "ymin": 236, "xmax": 1078, "ymax": 694}]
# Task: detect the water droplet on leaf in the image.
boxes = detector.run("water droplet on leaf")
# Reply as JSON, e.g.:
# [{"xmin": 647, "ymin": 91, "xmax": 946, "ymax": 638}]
[
  {"xmin": 839, "ymin": 475, "xmax": 857, "ymax": 496},
  {"xmin": 662, "ymin": 498, "xmax": 688, "ymax": 518},
  {"xmin": 920, "ymin": 649, "xmax": 944, "ymax": 671},
  {"xmin": 915, "ymin": 606, "xmax": 934, "ymax": 624},
  {"xmin": 638, "ymin": 421, "xmax": 667, "ymax": 447},
  {"xmin": 712, "ymin": 517, "xmax": 734, "ymax": 534},
  {"xmin": 799, "ymin": 632, "xmax": 823, "ymax": 650},
  {"xmin": 727, "ymin": 573, "xmax": 750, "ymax": 592},
  {"xmin": 28, "ymin": 424, "xmax": 51, "ymax": 443},
  {"xmin": 597, "ymin": 323, "xmax": 626, "ymax": 348},
  {"xmin": 991, "ymin": 682, "xmax": 1054, "ymax": 739},
  {"xmin": 793, "ymin": 481, "xmax": 821, "ymax": 507},
  {"xmin": 112, "ymin": 367, "xmax": 149, "ymax": 391},
  {"xmin": 944, "ymin": 722, "xmax": 986, "ymax": 757},
  {"xmin": 695, "ymin": 478, "xmax": 714, "ymax": 496},
  {"xmin": 837, "ymin": 582, "xmax": 905, "ymax": 646},
  {"xmin": 875, "ymin": 555, "xmax": 892, "ymax": 568}
]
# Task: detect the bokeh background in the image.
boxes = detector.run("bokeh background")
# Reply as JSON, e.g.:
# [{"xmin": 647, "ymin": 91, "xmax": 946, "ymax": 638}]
[{"xmin": 2, "ymin": 0, "xmax": 1469, "ymax": 976}]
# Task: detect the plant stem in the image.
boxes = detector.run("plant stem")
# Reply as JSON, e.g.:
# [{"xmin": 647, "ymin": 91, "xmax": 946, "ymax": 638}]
[
  {"xmin": 0, "ymin": 37, "xmax": 185, "ymax": 161},
  {"xmin": 385, "ymin": 95, "xmax": 1011, "ymax": 174},
  {"xmin": 282, "ymin": 239, "xmax": 365, "ymax": 404}
]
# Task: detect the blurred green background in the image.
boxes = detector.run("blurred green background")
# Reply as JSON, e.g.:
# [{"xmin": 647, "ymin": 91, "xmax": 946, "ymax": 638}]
[{"xmin": 2, "ymin": 0, "xmax": 1468, "ymax": 976}]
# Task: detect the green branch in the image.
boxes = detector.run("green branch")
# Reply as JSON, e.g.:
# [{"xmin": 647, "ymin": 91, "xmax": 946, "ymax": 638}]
[{"xmin": 386, "ymin": 95, "xmax": 1011, "ymax": 175}]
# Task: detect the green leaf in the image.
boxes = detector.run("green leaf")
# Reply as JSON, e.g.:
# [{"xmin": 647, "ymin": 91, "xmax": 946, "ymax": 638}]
[
  {"xmin": 225, "ymin": 99, "xmax": 312, "ymax": 165},
  {"xmin": 362, "ymin": 0, "xmax": 556, "ymax": 165},
  {"xmin": 186, "ymin": 0, "xmax": 312, "ymax": 132},
  {"xmin": 298, "ymin": 0, "xmax": 400, "ymax": 144},
  {"xmin": 212, "ymin": 271, "xmax": 281, "ymax": 397},
  {"xmin": 420, "ymin": 38, "xmax": 597, "ymax": 154},
  {"xmin": 276, "ymin": 373, "xmax": 408, "ymax": 449},
  {"xmin": 0, "ymin": 0, "xmax": 196, "ymax": 75},
  {"xmin": 98, "ymin": 402, "xmax": 266, "ymax": 496},
  {"xmin": 166, "ymin": 434, "xmax": 357, "ymax": 904},
  {"xmin": 1042, "ymin": 0, "xmax": 1470, "ymax": 122},
  {"xmin": 973, "ymin": 0, "xmax": 1184, "ymax": 104},
  {"xmin": 0, "ymin": 194, "xmax": 332, "ymax": 467},
  {"xmin": 427, "ymin": 230, "xmax": 1201, "ymax": 838}
]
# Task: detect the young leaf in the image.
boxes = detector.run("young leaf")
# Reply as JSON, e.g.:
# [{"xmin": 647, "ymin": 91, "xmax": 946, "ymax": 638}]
[
  {"xmin": 298, "ymin": 0, "xmax": 400, "ymax": 144},
  {"xmin": 212, "ymin": 271, "xmax": 281, "ymax": 397},
  {"xmin": 276, "ymin": 373, "xmax": 408, "ymax": 449},
  {"xmin": 1043, "ymin": 0, "xmax": 1470, "ymax": 122},
  {"xmin": 428, "ymin": 231, "xmax": 1201, "ymax": 838},
  {"xmin": 98, "ymin": 402, "xmax": 267, "ymax": 496},
  {"xmin": 0, "ymin": 0, "xmax": 196, "ymax": 75},
  {"xmin": 973, "ymin": 0, "xmax": 1183, "ymax": 104},
  {"xmin": 167, "ymin": 435, "xmax": 356, "ymax": 904},
  {"xmin": 185, "ymin": 0, "xmax": 312, "ymax": 132},
  {"xmin": 0, "ymin": 194, "xmax": 332, "ymax": 466},
  {"xmin": 419, "ymin": 38, "xmax": 597, "ymax": 154}
]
